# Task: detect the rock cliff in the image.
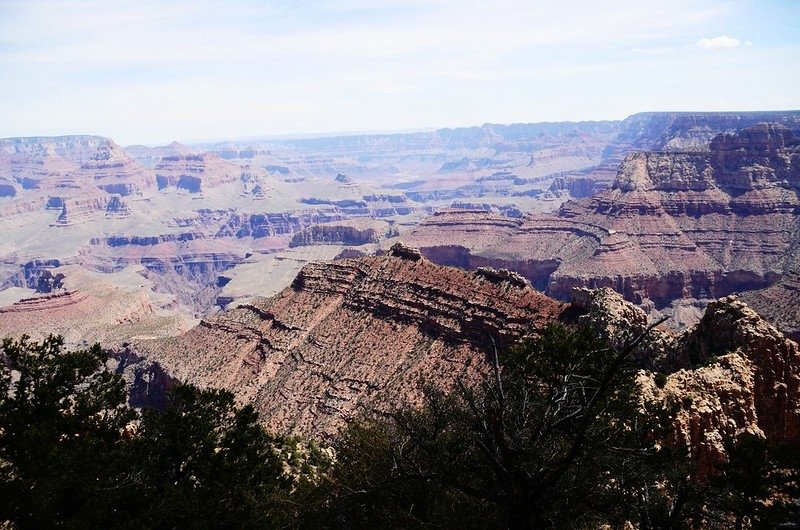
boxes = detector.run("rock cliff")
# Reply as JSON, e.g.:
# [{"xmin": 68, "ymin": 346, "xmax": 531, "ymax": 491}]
[
  {"xmin": 124, "ymin": 256, "xmax": 800, "ymax": 477},
  {"xmin": 154, "ymin": 153, "xmax": 242, "ymax": 192},
  {"xmin": 288, "ymin": 219, "xmax": 393, "ymax": 247},
  {"xmin": 404, "ymin": 123, "xmax": 800, "ymax": 335},
  {"xmin": 566, "ymin": 287, "xmax": 800, "ymax": 473},
  {"xmin": 133, "ymin": 254, "xmax": 565, "ymax": 438}
]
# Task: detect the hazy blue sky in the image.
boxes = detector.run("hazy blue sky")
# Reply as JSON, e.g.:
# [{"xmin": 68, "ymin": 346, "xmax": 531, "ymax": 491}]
[{"xmin": 1, "ymin": 0, "xmax": 798, "ymax": 145}]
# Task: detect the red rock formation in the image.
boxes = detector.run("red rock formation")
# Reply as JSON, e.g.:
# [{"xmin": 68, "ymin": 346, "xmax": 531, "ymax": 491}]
[
  {"xmin": 549, "ymin": 176, "xmax": 608, "ymax": 198},
  {"xmin": 0, "ymin": 266, "xmax": 191, "ymax": 346},
  {"xmin": 405, "ymin": 124, "xmax": 800, "ymax": 332},
  {"xmin": 133, "ymin": 254, "xmax": 565, "ymax": 438},
  {"xmin": 154, "ymin": 153, "xmax": 241, "ymax": 192},
  {"xmin": 77, "ymin": 141, "xmax": 156, "ymax": 195},
  {"xmin": 122, "ymin": 256, "xmax": 800, "ymax": 480}
]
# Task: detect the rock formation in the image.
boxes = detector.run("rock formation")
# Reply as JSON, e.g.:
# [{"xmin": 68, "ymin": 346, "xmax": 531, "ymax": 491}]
[
  {"xmin": 563, "ymin": 287, "xmax": 800, "ymax": 473},
  {"xmin": 640, "ymin": 295, "xmax": 800, "ymax": 474},
  {"xmin": 404, "ymin": 123, "xmax": 800, "ymax": 335},
  {"xmin": 121, "ymin": 253, "xmax": 800, "ymax": 480},
  {"xmin": 132, "ymin": 254, "xmax": 565, "ymax": 438},
  {"xmin": 288, "ymin": 219, "xmax": 392, "ymax": 247},
  {"xmin": 741, "ymin": 271, "xmax": 800, "ymax": 341},
  {"xmin": 0, "ymin": 135, "xmax": 155, "ymax": 195},
  {"xmin": 2, "ymin": 111, "xmax": 800, "ymax": 357},
  {"xmin": 154, "ymin": 153, "xmax": 241, "ymax": 192}
]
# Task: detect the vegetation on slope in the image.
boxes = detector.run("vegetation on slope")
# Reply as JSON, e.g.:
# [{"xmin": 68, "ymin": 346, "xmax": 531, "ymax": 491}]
[{"xmin": 0, "ymin": 330, "xmax": 798, "ymax": 528}]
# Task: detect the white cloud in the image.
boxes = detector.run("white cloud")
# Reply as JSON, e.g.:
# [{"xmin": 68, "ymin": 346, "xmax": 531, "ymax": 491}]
[{"xmin": 696, "ymin": 35, "xmax": 743, "ymax": 50}]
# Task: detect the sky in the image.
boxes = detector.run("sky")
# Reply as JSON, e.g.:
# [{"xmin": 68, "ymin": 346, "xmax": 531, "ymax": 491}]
[{"xmin": 0, "ymin": 0, "xmax": 798, "ymax": 145}]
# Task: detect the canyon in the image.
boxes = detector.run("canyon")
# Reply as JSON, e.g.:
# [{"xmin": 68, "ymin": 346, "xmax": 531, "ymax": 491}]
[
  {"xmin": 405, "ymin": 120, "xmax": 800, "ymax": 337},
  {"xmin": 2, "ymin": 111, "xmax": 797, "ymax": 334},
  {"xmin": 1, "ymin": 110, "xmax": 800, "ymax": 480}
]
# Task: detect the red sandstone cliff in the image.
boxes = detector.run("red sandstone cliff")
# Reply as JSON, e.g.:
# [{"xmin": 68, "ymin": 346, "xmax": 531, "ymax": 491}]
[
  {"xmin": 404, "ymin": 124, "xmax": 800, "ymax": 336},
  {"xmin": 133, "ymin": 252, "xmax": 565, "ymax": 438},
  {"xmin": 123, "ymin": 251, "xmax": 800, "ymax": 480}
]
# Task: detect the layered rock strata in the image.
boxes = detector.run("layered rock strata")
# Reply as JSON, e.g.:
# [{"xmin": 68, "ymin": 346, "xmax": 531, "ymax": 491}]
[
  {"xmin": 289, "ymin": 219, "xmax": 393, "ymax": 247},
  {"xmin": 154, "ymin": 153, "xmax": 242, "ymax": 192},
  {"xmin": 125, "ymin": 254, "xmax": 800, "ymax": 478},
  {"xmin": 133, "ymin": 254, "xmax": 565, "ymax": 438},
  {"xmin": 404, "ymin": 124, "xmax": 800, "ymax": 335}
]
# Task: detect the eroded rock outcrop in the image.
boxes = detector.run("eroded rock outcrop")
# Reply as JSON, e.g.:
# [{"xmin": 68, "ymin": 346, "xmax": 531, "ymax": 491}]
[
  {"xmin": 405, "ymin": 123, "xmax": 800, "ymax": 336},
  {"xmin": 570, "ymin": 287, "xmax": 800, "ymax": 474},
  {"xmin": 289, "ymin": 219, "xmax": 392, "ymax": 247},
  {"xmin": 640, "ymin": 296, "xmax": 800, "ymax": 474},
  {"xmin": 154, "ymin": 153, "xmax": 241, "ymax": 192},
  {"xmin": 0, "ymin": 265, "xmax": 196, "ymax": 347},
  {"xmin": 133, "ymin": 255, "xmax": 565, "ymax": 438},
  {"xmin": 0, "ymin": 135, "xmax": 155, "ymax": 196}
]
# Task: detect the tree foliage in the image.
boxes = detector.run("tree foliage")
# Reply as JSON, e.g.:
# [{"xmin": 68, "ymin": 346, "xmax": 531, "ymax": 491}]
[
  {"xmin": 309, "ymin": 324, "xmax": 685, "ymax": 528},
  {"xmin": 0, "ymin": 335, "xmax": 295, "ymax": 529},
  {"xmin": 1, "ymin": 329, "xmax": 799, "ymax": 528},
  {"xmin": 0, "ymin": 335, "xmax": 136, "ymax": 527},
  {"xmin": 308, "ymin": 324, "xmax": 800, "ymax": 529}
]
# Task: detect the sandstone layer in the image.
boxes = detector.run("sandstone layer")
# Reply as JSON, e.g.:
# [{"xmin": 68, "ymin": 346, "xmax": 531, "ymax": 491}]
[
  {"xmin": 404, "ymin": 124, "xmax": 800, "ymax": 335},
  {"xmin": 134, "ymin": 254, "xmax": 566, "ymax": 438},
  {"xmin": 122, "ymin": 251, "xmax": 800, "ymax": 481}
]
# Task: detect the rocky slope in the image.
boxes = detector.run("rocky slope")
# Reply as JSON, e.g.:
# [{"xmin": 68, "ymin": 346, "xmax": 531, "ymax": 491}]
[
  {"xmin": 133, "ymin": 250, "xmax": 565, "ymax": 438},
  {"xmin": 0, "ymin": 265, "xmax": 196, "ymax": 347},
  {"xmin": 123, "ymin": 251, "xmax": 800, "ymax": 478},
  {"xmin": 741, "ymin": 271, "xmax": 800, "ymax": 341},
  {"xmin": 288, "ymin": 219, "xmax": 394, "ymax": 247},
  {"xmin": 405, "ymin": 123, "xmax": 800, "ymax": 334}
]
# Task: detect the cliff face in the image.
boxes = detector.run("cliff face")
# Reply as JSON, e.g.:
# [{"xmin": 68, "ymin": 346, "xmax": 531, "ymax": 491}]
[
  {"xmin": 133, "ymin": 253, "xmax": 565, "ymax": 438},
  {"xmin": 405, "ymin": 124, "xmax": 800, "ymax": 336},
  {"xmin": 641, "ymin": 296, "xmax": 800, "ymax": 474},
  {"xmin": 586, "ymin": 111, "xmax": 800, "ymax": 186},
  {"xmin": 124, "ymin": 254, "xmax": 800, "ymax": 477},
  {"xmin": 288, "ymin": 219, "xmax": 393, "ymax": 247},
  {"xmin": 154, "ymin": 153, "xmax": 242, "ymax": 192}
]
